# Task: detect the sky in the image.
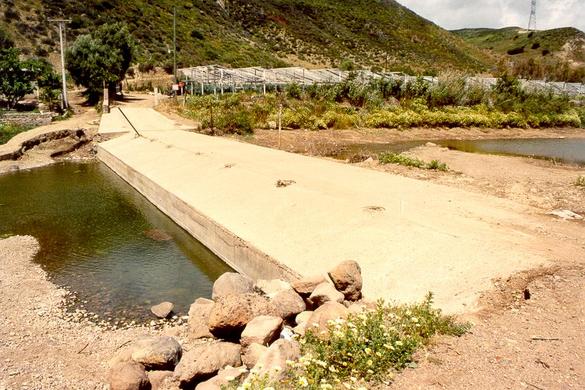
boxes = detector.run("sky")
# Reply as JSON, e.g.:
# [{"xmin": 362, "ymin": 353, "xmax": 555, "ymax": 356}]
[{"xmin": 398, "ymin": 0, "xmax": 585, "ymax": 32}]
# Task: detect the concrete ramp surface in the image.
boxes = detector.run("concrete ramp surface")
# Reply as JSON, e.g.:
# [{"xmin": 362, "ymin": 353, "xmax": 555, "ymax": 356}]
[
  {"xmin": 98, "ymin": 107, "xmax": 193, "ymax": 135},
  {"xmin": 98, "ymin": 129, "xmax": 579, "ymax": 313}
]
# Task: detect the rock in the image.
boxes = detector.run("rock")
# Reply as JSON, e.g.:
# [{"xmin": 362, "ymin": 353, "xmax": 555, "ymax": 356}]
[
  {"xmin": 246, "ymin": 340, "xmax": 300, "ymax": 383},
  {"xmin": 174, "ymin": 342, "xmax": 242, "ymax": 388},
  {"xmin": 306, "ymin": 301, "xmax": 349, "ymax": 340},
  {"xmin": 255, "ymin": 279, "xmax": 292, "ymax": 298},
  {"xmin": 425, "ymin": 142, "xmax": 438, "ymax": 147},
  {"xmin": 271, "ymin": 289, "xmax": 306, "ymax": 319},
  {"xmin": 212, "ymin": 273, "xmax": 254, "ymax": 300},
  {"xmin": 308, "ymin": 282, "xmax": 344, "ymax": 307},
  {"xmin": 208, "ymin": 293, "xmax": 277, "ymax": 338},
  {"xmin": 291, "ymin": 274, "xmax": 326, "ymax": 296},
  {"xmin": 241, "ymin": 343, "xmax": 268, "ymax": 369},
  {"xmin": 347, "ymin": 302, "xmax": 367, "ymax": 314},
  {"xmin": 151, "ymin": 302, "xmax": 174, "ymax": 319},
  {"xmin": 131, "ymin": 336, "xmax": 182, "ymax": 370},
  {"xmin": 548, "ymin": 209, "xmax": 584, "ymax": 220},
  {"xmin": 109, "ymin": 361, "xmax": 151, "ymax": 390},
  {"xmin": 188, "ymin": 298, "xmax": 215, "ymax": 340},
  {"xmin": 328, "ymin": 260, "xmax": 363, "ymax": 301},
  {"xmin": 292, "ymin": 322, "xmax": 308, "ymax": 337},
  {"xmin": 147, "ymin": 371, "xmax": 173, "ymax": 390},
  {"xmin": 109, "ymin": 346, "xmax": 134, "ymax": 367},
  {"xmin": 295, "ymin": 311, "xmax": 313, "ymax": 326},
  {"xmin": 195, "ymin": 366, "xmax": 248, "ymax": 390},
  {"xmin": 240, "ymin": 316, "xmax": 283, "ymax": 347}
]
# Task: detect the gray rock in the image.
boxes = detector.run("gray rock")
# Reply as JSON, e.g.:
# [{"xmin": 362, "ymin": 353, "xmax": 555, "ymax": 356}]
[
  {"xmin": 328, "ymin": 260, "xmax": 363, "ymax": 301},
  {"xmin": 245, "ymin": 340, "xmax": 300, "ymax": 383},
  {"xmin": 255, "ymin": 279, "xmax": 292, "ymax": 298},
  {"xmin": 291, "ymin": 274, "xmax": 326, "ymax": 296},
  {"xmin": 195, "ymin": 366, "xmax": 248, "ymax": 390},
  {"xmin": 109, "ymin": 361, "xmax": 151, "ymax": 390},
  {"xmin": 308, "ymin": 282, "xmax": 344, "ymax": 307},
  {"xmin": 241, "ymin": 343, "xmax": 268, "ymax": 369},
  {"xmin": 188, "ymin": 298, "xmax": 215, "ymax": 340},
  {"xmin": 240, "ymin": 315, "xmax": 283, "ymax": 347},
  {"xmin": 271, "ymin": 289, "xmax": 306, "ymax": 319},
  {"xmin": 174, "ymin": 342, "xmax": 242, "ymax": 388},
  {"xmin": 151, "ymin": 302, "xmax": 174, "ymax": 319},
  {"xmin": 212, "ymin": 273, "xmax": 254, "ymax": 300},
  {"xmin": 131, "ymin": 336, "xmax": 182, "ymax": 370},
  {"xmin": 208, "ymin": 293, "xmax": 277, "ymax": 339}
]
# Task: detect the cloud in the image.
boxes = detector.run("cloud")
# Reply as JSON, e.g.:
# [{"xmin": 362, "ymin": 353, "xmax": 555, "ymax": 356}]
[{"xmin": 398, "ymin": 0, "xmax": 585, "ymax": 31}]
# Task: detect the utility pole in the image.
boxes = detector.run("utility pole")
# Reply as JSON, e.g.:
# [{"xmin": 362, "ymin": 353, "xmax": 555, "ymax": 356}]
[
  {"xmin": 173, "ymin": 6, "xmax": 177, "ymax": 83},
  {"xmin": 528, "ymin": 0, "xmax": 537, "ymax": 31},
  {"xmin": 48, "ymin": 19, "xmax": 71, "ymax": 110}
]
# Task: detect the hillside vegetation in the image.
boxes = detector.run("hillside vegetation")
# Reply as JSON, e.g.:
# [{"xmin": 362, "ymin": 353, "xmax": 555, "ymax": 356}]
[
  {"xmin": 454, "ymin": 27, "xmax": 585, "ymax": 81},
  {"xmin": 0, "ymin": 0, "xmax": 492, "ymax": 74}
]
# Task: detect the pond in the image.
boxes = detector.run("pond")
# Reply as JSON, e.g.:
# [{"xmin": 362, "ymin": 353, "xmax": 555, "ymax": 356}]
[
  {"xmin": 336, "ymin": 138, "xmax": 585, "ymax": 166},
  {"xmin": 0, "ymin": 162, "xmax": 232, "ymax": 322}
]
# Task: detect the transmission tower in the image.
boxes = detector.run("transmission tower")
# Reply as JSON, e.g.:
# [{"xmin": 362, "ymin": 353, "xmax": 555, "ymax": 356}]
[{"xmin": 528, "ymin": 0, "xmax": 537, "ymax": 31}]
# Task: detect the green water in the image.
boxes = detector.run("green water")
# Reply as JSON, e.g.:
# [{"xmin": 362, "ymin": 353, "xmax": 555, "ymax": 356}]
[{"xmin": 0, "ymin": 162, "xmax": 232, "ymax": 322}]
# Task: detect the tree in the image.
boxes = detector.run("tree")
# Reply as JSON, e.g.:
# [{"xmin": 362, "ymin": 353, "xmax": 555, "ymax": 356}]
[
  {"xmin": 0, "ymin": 48, "xmax": 36, "ymax": 109},
  {"xmin": 66, "ymin": 23, "xmax": 135, "ymax": 100}
]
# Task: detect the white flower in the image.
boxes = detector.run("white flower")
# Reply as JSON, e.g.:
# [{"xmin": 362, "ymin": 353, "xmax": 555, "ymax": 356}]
[
  {"xmin": 328, "ymin": 365, "xmax": 338, "ymax": 373},
  {"xmin": 367, "ymin": 359, "xmax": 373, "ymax": 366},
  {"xmin": 364, "ymin": 347, "xmax": 372, "ymax": 355},
  {"xmin": 298, "ymin": 377, "xmax": 309, "ymax": 387}
]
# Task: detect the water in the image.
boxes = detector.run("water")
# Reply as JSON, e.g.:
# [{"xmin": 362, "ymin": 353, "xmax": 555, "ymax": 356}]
[
  {"xmin": 0, "ymin": 162, "xmax": 232, "ymax": 322},
  {"xmin": 336, "ymin": 138, "xmax": 585, "ymax": 166},
  {"xmin": 437, "ymin": 138, "xmax": 585, "ymax": 166}
]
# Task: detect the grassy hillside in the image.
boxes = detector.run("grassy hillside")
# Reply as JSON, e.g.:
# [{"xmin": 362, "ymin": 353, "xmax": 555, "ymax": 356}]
[
  {"xmin": 453, "ymin": 27, "xmax": 585, "ymax": 63},
  {"xmin": 0, "ymin": 0, "xmax": 492, "ymax": 74}
]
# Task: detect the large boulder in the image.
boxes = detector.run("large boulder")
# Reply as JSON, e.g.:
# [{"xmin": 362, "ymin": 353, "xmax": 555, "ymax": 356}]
[
  {"xmin": 291, "ymin": 274, "xmax": 326, "ymax": 296},
  {"xmin": 212, "ymin": 273, "xmax": 254, "ymax": 300},
  {"xmin": 328, "ymin": 260, "xmax": 363, "ymax": 301},
  {"xmin": 246, "ymin": 340, "xmax": 300, "ymax": 383},
  {"xmin": 308, "ymin": 282, "xmax": 344, "ymax": 307},
  {"xmin": 109, "ymin": 361, "xmax": 151, "ymax": 390},
  {"xmin": 188, "ymin": 298, "xmax": 215, "ymax": 340},
  {"xmin": 241, "ymin": 343, "xmax": 268, "ymax": 369},
  {"xmin": 255, "ymin": 279, "xmax": 292, "ymax": 298},
  {"xmin": 174, "ymin": 342, "xmax": 242, "ymax": 388},
  {"xmin": 195, "ymin": 366, "xmax": 248, "ymax": 390},
  {"xmin": 151, "ymin": 302, "xmax": 174, "ymax": 319},
  {"xmin": 306, "ymin": 301, "xmax": 349, "ymax": 340},
  {"xmin": 208, "ymin": 293, "xmax": 277, "ymax": 338},
  {"xmin": 131, "ymin": 336, "xmax": 182, "ymax": 371},
  {"xmin": 271, "ymin": 289, "xmax": 306, "ymax": 319},
  {"xmin": 240, "ymin": 316, "xmax": 283, "ymax": 347}
]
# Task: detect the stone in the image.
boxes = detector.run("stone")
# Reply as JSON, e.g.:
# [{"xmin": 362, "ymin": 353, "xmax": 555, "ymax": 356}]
[
  {"xmin": 151, "ymin": 302, "xmax": 174, "ymax": 319},
  {"xmin": 195, "ymin": 366, "xmax": 248, "ymax": 390},
  {"xmin": 271, "ymin": 289, "xmax": 306, "ymax": 319},
  {"xmin": 212, "ymin": 273, "xmax": 254, "ymax": 300},
  {"xmin": 306, "ymin": 301, "xmax": 349, "ymax": 340},
  {"xmin": 295, "ymin": 311, "xmax": 313, "ymax": 326},
  {"xmin": 109, "ymin": 361, "xmax": 151, "ymax": 390},
  {"xmin": 347, "ymin": 302, "xmax": 367, "ymax": 314},
  {"xmin": 246, "ymin": 340, "xmax": 300, "ymax": 383},
  {"xmin": 188, "ymin": 298, "xmax": 215, "ymax": 340},
  {"xmin": 308, "ymin": 282, "xmax": 344, "ymax": 307},
  {"xmin": 255, "ymin": 279, "xmax": 292, "ymax": 298},
  {"xmin": 174, "ymin": 342, "xmax": 242, "ymax": 388},
  {"xmin": 240, "ymin": 316, "xmax": 283, "ymax": 347},
  {"xmin": 208, "ymin": 293, "xmax": 277, "ymax": 339},
  {"xmin": 241, "ymin": 343, "xmax": 268, "ymax": 369},
  {"xmin": 328, "ymin": 260, "xmax": 363, "ymax": 301},
  {"xmin": 147, "ymin": 371, "xmax": 173, "ymax": 390},
  {"xmin": 131, "ymin": 336, "xmax": 182, "ymax": 370},
  {"xmin": 292, "ymin": 322, "xmax": 308, "ymax": 337},
  {"xmin": 291, "ymin": 274, "xmax": 326, "ymax": 296}
]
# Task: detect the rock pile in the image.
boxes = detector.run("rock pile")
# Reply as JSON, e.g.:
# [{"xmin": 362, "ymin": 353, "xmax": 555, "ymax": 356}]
[{"xmin": 108, "ymin": 260, "xmax": 365, "ymax": 390}]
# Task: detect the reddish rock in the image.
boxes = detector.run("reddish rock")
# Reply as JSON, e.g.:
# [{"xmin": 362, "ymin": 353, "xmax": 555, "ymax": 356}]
[
  {"xmin": 131, "ymin": 336, "xmax": 182, "ymax": 371},
  {"xmin": 241, "ymin": 343, "xmax": 268, "ymax": 369},
  {"xmin": 308, "ymin": 282, "xmax": 344, "ymax": 307},
  {"xmin": 212, "ymin": 273, "xmax": 254, "ymax": 300},
  {"xmin": 271, "ymin": 289, "xmax": 306, "ymax": 319},
  {"xmin": 306, "ymin": 301, "xmax": 349, "ymax": 340},
  {"xmin": 174, "ymin": 342, "xmax": 241, "ymax": 388},
  {"xmin": 208, "ymin": 293, "xmax": 277, "ymax": 338},
  {"xmin": 188, "ymin": 298, "xmax": 215, "ymax": 340},
  {"xmin": 109, "ymin": 361, "xmax": 151, "ymax": 390},
  {"xmin": 291, "ymin": 274, "xmax": 326, "ymax": 296},
  {"xmin": 328, "ymin": 260, "xmax": 363, "ymax": 301},
  {"xmin": 151, "ymin": 302, "xmax": 174, "ymax": 319},
  {"xmin": 240, "ymin": 315, "xmax": 283, "ymax": 347}
]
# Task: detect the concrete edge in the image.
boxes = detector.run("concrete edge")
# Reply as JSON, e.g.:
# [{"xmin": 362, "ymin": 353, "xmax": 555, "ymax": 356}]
[
  {"xmin": 0, "ymin": 128, "xmax": 86, "ymax": 161},
  {"xmin": 97, "ymin": 145, "xmax": 301, "ymax": 283}
]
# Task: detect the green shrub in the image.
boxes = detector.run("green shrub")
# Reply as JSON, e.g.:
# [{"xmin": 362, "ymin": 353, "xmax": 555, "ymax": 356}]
[
  {"xmin": 576, "ymin": 176, "xmax": 585, "ymax": 187},
  {"xmin": 0, "ymin": 123, "xmax": 31, "ymax": 145},
  {"xmin": 379, "ymin": 152, "xmax": 448, "ymax": 171}
]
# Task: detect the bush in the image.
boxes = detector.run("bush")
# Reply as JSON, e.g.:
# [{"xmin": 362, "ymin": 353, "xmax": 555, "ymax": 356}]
[
  {"xmin": 379, "ymin": 152, "xmax": 448, "ymax": 171},
  {"xmin": 0, "ymin": 123, "xmax": 31, "ymax": 145},
  {"xmin": 576, "ymin": 176, "xmax": 585, "ymax": 187}
]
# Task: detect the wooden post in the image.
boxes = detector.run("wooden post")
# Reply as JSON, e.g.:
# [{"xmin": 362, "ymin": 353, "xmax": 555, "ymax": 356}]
[
  {"xmin": 102, "ymin": 82, "xmax": 110, "ymax": 113},
  {"xmin": 278, "ymin": 103, "xmax": 282, "ymax": 150}
]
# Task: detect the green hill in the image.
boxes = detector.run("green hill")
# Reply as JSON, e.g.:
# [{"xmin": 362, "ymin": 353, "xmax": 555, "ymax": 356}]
[
  {"xmin": 0, "ymin": 0, "xmax": 492, "ymax": 74},
  {"xmin": 453, "ymin": 27, "xmax": 585, "ymax": 64}
]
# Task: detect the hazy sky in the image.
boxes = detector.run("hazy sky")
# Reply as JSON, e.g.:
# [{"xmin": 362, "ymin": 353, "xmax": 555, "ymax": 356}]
[{"xmin": 398, "ymin": 0, "xmax": 585, "ymax": 32}]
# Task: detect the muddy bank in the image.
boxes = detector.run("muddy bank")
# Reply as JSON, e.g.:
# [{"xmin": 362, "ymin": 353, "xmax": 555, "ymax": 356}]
[{"xmin": 0, "ymin": 236, "xmax": 188, "ymax": 389}]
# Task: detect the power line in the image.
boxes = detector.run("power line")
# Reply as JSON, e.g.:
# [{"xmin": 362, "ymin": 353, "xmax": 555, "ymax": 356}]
[
  {"xmin": 48, "ymin": 19, "xmax": 71, "ymax": 110},
  {"xmin": 528, "ymin": 0, "xmax": 537, "ymax": 31}
]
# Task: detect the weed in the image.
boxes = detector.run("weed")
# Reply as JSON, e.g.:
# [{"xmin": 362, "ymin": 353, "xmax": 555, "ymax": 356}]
[
  {"xmin": 0, "ymin": 123, "xmax": 32, "ymax": 145},
  {"xmin": 576, "ymin": 176, "xmax": 585, "ymax": 187},
  {"xmin": 379, "ymin": 152, "xmax": 449, "ymax": 171}
]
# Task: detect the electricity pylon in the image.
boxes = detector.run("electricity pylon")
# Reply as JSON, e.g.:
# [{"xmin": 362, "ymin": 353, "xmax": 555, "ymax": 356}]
[{"xmin": 528, "ymin": 0, "xmax": 537, "ymax": 31}]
